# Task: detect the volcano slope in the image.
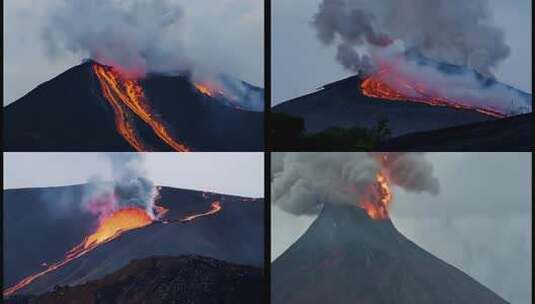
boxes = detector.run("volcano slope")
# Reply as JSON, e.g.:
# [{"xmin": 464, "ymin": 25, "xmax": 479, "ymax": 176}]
[
  {"xmin": 3, "ymin": 185, "xmax": 264, "ymax": 297},
  {"xmin": 272, "ymin": 204, "xmax": 508, "ymax": 304},
  {"xmin": 3, "ymin": 60, "xmax": 264, "ymax": 151},
  {"xmin": 273, "ymin": 74, "xmax": 531, "ymax": 151},
  {"xmin": 273, "ymin": 75, "xmax": 494, "ymax": 137},
  {"xmin": 380, "ymin": 112, "xmax": 533, "ymax": 151},
  {"xmin": 6, "ymin": 256, "xmax": 264, "ymax": 304}
]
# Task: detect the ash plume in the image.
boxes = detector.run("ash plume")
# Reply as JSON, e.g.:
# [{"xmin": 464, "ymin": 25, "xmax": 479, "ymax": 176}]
[
  {"xmin": 312, "ymin": 0, "xmax": 510, "ymax": 77},
  {"xmin": 43, "ymin": 0, "xmax": 191, "ymax": 77},
  {"xmin": 82, "ymin": 153, "xmax": 159, "ymax": 219},
  {"xmin": 271, "ymin": 152, "xmax": 439, "ymax": 215}
]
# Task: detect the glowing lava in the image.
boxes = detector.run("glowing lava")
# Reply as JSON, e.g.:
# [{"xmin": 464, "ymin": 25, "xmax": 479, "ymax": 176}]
[
  {"xmin": 358, "ymin": 173, "xmax": 392, "ymax": 220},
  {"xmin": 3, "ymin": 208, "xmax": 153, "ymax": 297},
  {"xmin": 93, "ymin": 64, "xmax": 190, "ymax": 152},
  {"xmin": 361, "ymin": 69, "xmax": 505, "ymax": 118},
  {"xmin": 181, "ymin": 201, "xmax": 222, "ymax": 223},
  {"xmin": 194, "ymin": 83, "xmax": 226, "ymax": 98}
]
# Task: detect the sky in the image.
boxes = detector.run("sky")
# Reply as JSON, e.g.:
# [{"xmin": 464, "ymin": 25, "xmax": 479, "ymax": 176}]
[
  {"xmin": 271, "ymin": 152, "xmax": 531, "ymax": 304},
  {"xmin": 3, "ymin": 0, "xmax": 263, "ymax": 106},
  {"xmin": 272, "ymin": 0, "xmax": 532, "ymax": 105},
  {"xmin": 3, "ymin": 152, "xmax": 264, "ymax": 198}
]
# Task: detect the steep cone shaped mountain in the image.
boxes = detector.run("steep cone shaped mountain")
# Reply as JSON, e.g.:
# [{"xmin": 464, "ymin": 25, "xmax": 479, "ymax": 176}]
[{"xmin": 272, "ymin": 204, "xmax": 508, "ymax": 304}]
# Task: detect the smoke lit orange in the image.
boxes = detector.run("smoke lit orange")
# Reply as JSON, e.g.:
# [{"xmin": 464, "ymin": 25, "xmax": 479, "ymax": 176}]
[
  {"xmin": 194, "ymin": 83, "xmax": 226, "ymax": 98},
  {"xmin": 361, "ymin": 68, "xmax": 505, "ymax": 118},
  {"xmin": 3, "ymin": 207, "xmax": 152, "ymax": 296},
  {"xmin": 93, "ymin": 64, "xmax": 190, "ymax": 152}
]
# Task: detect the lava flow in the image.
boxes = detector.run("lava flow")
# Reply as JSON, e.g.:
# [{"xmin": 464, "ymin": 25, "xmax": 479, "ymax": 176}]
[
  {"xmin": 163, "ymin": 201, "xmax": 222, "ymax": 224},
  {"xmin": 358, "ymin": 172, "xmax": 393, "ymax": 220},
  {"xmin": 3, "ymin": 207, "xmax": 152, "ymax": 297},
  {"xmin": 93, "ymin": 64, "xmax": 190, "ymax": 152},
  {"xmin": 361, "ymin": 68, "xmax": 505, "ymax": 118}
]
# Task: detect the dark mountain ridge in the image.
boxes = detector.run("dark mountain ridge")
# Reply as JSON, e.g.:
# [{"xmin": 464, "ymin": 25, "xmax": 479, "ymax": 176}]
[
  {"xmin": 4, "ymin": 60, "xmax": 263, "ymax": 151},
  {"xmin": 5, "ymin": 255, "xmax": 264, "ymax": 304},
  {"xmin": 272, "ymin": 204, "xmax": 508, "ymax": 304}
]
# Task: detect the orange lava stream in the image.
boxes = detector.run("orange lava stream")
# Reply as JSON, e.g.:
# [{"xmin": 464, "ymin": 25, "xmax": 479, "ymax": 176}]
[
  {"xmin": 361, "ymin": 69, "xmax": 505, "ymax": 118},
  {"xmin": 162, "ymin": 201, "xmax": 223, "ymax": 224},
  {"xmin": 3, "ymin": 208, "xmax": 152, "ymax": 297},
  {"xmin": 93, "ymin": 64, "xmax": 190, "ymax": 152},
  {"xmin": 93, "ymin": 66, "xmax": 146, "ymax": 151},
  {"xmin": 359, "ymin": 172, "xmax": 393, "ymax": 220},
  {"xmin": 181, "ymin": 201, "xmax": 222, "ymax": 223}
]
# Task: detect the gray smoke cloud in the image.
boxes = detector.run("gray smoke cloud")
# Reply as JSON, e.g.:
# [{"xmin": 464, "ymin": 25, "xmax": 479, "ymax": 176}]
[
  {"xmin": 272, "ymin": 152, "xmax": 439, "ymax": 215},
  {"xmin": 82, "ymin": 153, "xmax": 158, "ymax": 219},
  {"xmin": 43, "ymin": 0, "xmax": 190, "ymax": 77},
  {"xmin": 312, "ymin": 0, "xmax": 510, "ymax": 76}
]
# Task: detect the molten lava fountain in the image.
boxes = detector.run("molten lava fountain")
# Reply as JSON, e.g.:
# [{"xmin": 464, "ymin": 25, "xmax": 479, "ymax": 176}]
[
  {"xmin": 3, "ymin": 208, "xmax": 153, "ymax": 296},
  {"xmin": 93, "ymin": 64, "xmax": 190, "ymax": 152},
  {"xmin": 358, "ymin": 172, "xmax": 393, "ymax": 220},
  {"xmin": 361, "ymin": 69, "xmax": 505, "ymax": 118}
]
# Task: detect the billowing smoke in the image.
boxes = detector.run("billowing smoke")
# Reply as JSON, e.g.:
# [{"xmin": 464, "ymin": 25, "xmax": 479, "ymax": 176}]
[
  {"xmin": 271, "ymin": 152, "xmax": 439, "ymax": 215},
  {"xmin": 312, "ymin": 0, "xmax": 509, "ymax": 76},
  {"xmin": 43, "ymin": 0, "xmax": 190, "ymax": 77},
  {"xmin": 42, "ymin": 0, "xmax": 264, "ymax": 111},
  {"xmin": 311, "ymin": 0, "xmax": 531, "ymax": 115},
  {"xmin": 82, "ymin": 153, "xmax": 159, "ymax": 219}
]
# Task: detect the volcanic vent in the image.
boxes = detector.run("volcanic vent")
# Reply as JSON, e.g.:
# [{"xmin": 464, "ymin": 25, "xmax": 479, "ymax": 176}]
[{"xmin": 272, "ymin": 203, "xmax": 508, "ymax": 304}]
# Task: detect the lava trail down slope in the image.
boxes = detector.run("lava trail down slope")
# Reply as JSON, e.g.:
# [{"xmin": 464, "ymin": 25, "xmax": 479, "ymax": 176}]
[
  {"xmin": 3, "ymin": 185, "xmax": 264, "ymax": 296},
  {"xmin": 4, "ymin": 60, "xmax": 264, "ymax": 151}
]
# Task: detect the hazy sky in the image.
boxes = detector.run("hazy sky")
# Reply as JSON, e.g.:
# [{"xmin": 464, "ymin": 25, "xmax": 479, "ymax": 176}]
[
  {"xmin": 272, "ymin": 152, "xmax": 531, "ymax": 304},
  {"xmin": 3, "ymin": 0, "xmax": 263, "ymax": 106},
  {"xmin": 4, "ymin": 152, "xmax": 264, "ymax": 197},
  {"xmin": 272, "ymin": 0, "xmax": 532, "ymax": 105}
]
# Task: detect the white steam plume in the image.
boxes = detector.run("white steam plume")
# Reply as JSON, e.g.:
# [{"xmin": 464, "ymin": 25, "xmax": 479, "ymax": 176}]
[
  {"xmin": 43, "ymin": 0, "xmax": 190, "ymax": 77},
  {"xmin": 82, "ymin": 153, "xmax": 159, "ymax": 219}
]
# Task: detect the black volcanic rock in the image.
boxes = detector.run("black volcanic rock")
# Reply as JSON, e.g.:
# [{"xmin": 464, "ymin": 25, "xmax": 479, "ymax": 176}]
[
  {"xmin": 3, "ymin": 60, "xmax": 263, "ymax": 151},
  {"xmin": 379, "ymin": 113, "xmax": 533, "ymax": 151},
  {"xmin": 272, "ymin": 204, "xmax": 508, "ymax": 304},
  {"xmin": 5, "ymin": 255, "xmax": 264, "ymax": 304},
  {"xmin": 3, "ymin": 185, "xmax": 264, "ymax": 296},
  {"xmin": 273, "ymin": 75, "xmax": 495, "ymax": 137}
]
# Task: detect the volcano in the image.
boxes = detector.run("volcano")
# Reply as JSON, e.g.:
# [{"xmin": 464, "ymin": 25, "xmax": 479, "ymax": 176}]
[
  {"xmin": 4, "ymin": 60, "xmax": 264, "ymax": 151},
  {"xmin": 272, "ymin": 204, "xmax": 508, "ymax": 304},
  {"xmin": 273, "ymin": 55, "xmax": 531, "ymax": 150},
  {"xmin": 3, "ymin": 185, "xmax": 264, "ymax": 298}
]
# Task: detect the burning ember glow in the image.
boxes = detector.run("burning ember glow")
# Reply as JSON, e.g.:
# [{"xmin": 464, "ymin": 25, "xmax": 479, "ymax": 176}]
[
  {"xmin": 358, "ymin": 173, "xmax": 393, "ymax": 220},
  {"xmin": 93, "ymin": 64, "xmax": 190, "ymax": 152},
  {"xmin": 3, "ymin": 207, "xmax": 153, "ymax": 297},
  {"xmin": 361, "ymin": 68, "xmax": 506, "ymax": 118}
]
